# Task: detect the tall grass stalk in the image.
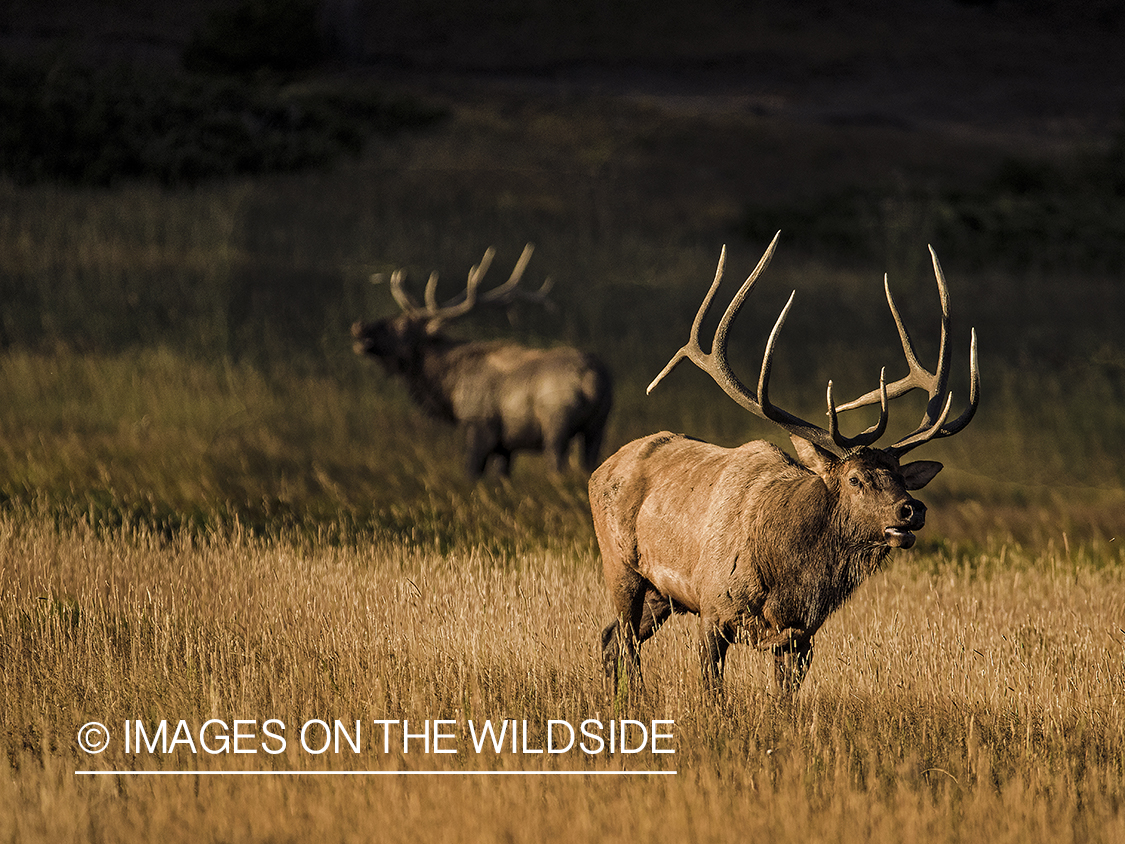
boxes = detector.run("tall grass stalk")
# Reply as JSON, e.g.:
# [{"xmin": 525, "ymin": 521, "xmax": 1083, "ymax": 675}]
[{"xmin": 2, "ymin": 514, "xmax": 1123, "ymax": 842}]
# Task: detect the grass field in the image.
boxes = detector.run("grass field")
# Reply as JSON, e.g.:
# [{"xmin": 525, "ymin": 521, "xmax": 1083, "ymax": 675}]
[
  {"xmin": 3, "ymin": 514, "xmax": 1124, "ymax": 842},
  {"xmin": 2, "ymin": 167, "xmax": 1124, "ymax": 839},
  {"xmin": 3, "ymin": 3, "xmax": 1125, "ymax": 840}
]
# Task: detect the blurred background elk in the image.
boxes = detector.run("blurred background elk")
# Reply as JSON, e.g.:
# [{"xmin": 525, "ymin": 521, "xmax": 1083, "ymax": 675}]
[
  {"xmin": 591, "ymin": 234, "xmax": 979, "ymax": 697},
  {"xmin": 353, "ymin": 245, "xmax": 613, "ymax": 479}
]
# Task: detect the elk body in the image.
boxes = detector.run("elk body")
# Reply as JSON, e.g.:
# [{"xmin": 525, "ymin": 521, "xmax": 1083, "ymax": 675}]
[
  {"xmin": 353, "ymin": 245, "xmax": 612, "ymax": 479},
  {"xmin": 591, "ymin": 234, "xmax": 978, "ymax": 695}
]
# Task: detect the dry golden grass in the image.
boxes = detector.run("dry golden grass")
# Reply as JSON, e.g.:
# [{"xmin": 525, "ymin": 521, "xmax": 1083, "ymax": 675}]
[
  {"xmin": 2, "ymin": 10, "xmax": 1124, "ymax": 838},
  {"xmin": 2, "ymin": 511, "xmax": 1123, "ymax": 842}
]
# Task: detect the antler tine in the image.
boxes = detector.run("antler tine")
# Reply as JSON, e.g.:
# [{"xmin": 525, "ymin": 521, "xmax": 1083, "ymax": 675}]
[
  {"xmin": 465, "ymin": 246, "xmax": 496, "ymax": 305},
  {"xmin": 713, "ymin": 232, "xmax": 781, "ymax": 362},
  {"xmin": 423, "ymin": 245, "xmax": 556, "ymax": 320},
  {"xmin": 887, "ymin": 326, "xmax": 979, "ymax": 458},
  {"xmin": 647, "ymin": 243, "xmax": 733, "ymax": 395},
  {"xmin": 826, "ymin": 369, "xmax": 889, "ymax": 448},
  {"xmin": 423, "ymin": 272, "xmax": 441, "ymax": 313},
  {"xmin": 757, "ymin": 290, "xmax": 890, "ymax": 450},
  {"xmin": 648, "ymin": 233, "xmax": 778, "ymax": 396},
  {"xmin": 424, "ymin": 247, "xmax": 496, "ymax": 322},
  {"xmin": 834, "ymin": 267, "xmax": 947, "ymax": 412},
  {"xmin": 388, "ymin": 269, "xmax": 421, "ymax": 313},
  {"xmin": 648, "ymin": 232, "xmax": 889, "ymax": 455},
  {"xmin": 478, "ymin": 244, "xmax": 557, "ymax": 311},
  {"xmin": 882, "ymin": 246, "xmax": 977, "ymax": 455},
  {"xmin": 837, "ymin": 245, "xmax": 978, "ymax": 457},
  {"xmin": 886, "ymin": 391, "xmax": 955, "ymax": 456},
  {"xmin": 477, "ymin": 243, "xmax": 533, "ymax": 303},
  {"xmin": 754, "ymin": 289, "xmax": 841, "ymax": 448}
]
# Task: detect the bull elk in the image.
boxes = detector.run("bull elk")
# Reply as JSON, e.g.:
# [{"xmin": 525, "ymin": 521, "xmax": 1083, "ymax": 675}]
[
  {"xmin": 353, "ymin": 244, "xmax": 613, "ymax": 479},
  {"xmin": 590, "ymin": 233, "xmax": 978, "ymax": 696}
]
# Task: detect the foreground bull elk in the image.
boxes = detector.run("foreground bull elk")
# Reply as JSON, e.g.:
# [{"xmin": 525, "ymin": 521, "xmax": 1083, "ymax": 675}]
[
  {"xmin": 353, "ymin": 245, "xmax": 612, "ymax": 479},
  {"xmin": 591, "ymin": 233, "xmax": 978, "ymax": 696}
]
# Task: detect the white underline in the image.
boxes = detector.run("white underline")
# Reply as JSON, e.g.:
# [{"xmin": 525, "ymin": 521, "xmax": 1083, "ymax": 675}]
[{"xmin": 76, "ymin": 769, "xmax": 676, "ymax": 776}]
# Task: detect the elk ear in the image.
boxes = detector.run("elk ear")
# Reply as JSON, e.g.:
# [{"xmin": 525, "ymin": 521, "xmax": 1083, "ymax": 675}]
[
  {"xmin": 790, "ymin": 434, "xmax": 836, "ymax": 475},
  {"xmin": 900, "ymin": 460, "xmax": 943, "ymax": 490}
]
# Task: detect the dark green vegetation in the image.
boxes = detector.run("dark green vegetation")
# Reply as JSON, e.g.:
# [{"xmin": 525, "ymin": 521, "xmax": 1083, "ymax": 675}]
[
  {"xmin": 744, "ymin": 139, "xmax": 1125, "ymax": 275},
  {"xmin": 0, "ymin": 0, "xmax": 444, "ymax": 188},
  {"xmin": 0, "ymin": 55, "xmax": 442, "ymax": 186}
]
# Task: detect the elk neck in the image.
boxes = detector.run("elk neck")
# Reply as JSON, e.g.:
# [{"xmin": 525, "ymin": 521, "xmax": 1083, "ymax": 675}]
[
  {"xmin": 748, "ymin": 468, "xmax": 892, "ymax": 628},
  {"xmin": 399, "ymin": 332, "xmax": 469, "ymax": 422},
  {"xmin": 407, "ymin": 334, "xmax": 510, "ymax": 424}
]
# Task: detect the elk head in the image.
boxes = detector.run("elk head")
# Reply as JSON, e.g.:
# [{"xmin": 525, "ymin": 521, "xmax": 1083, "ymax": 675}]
[
  {"xmin": 351, "ymin": 244, "xmax": 554, "ymax": 372},
  {"xmin": 648, "ymin": 232, "xmax": 979, "ymax": 550}
]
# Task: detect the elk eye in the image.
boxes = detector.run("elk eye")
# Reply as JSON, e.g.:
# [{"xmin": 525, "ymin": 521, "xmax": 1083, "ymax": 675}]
[{"xmin": 848, "ymin": 476, "xmax": 862, "ymax": 488}]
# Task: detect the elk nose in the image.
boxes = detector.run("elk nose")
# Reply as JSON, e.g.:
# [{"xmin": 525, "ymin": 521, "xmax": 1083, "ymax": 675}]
[{"xmin": 897, "ymin": 499, "xmax": 926, "ymax": 525}]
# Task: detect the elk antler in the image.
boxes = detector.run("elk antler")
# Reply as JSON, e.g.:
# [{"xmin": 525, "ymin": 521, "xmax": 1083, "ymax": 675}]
[
  {"xmin": 833, "ymin": 246, "xmax": 979, "ymax": 458},
  {"xmin": 647, "ymin": 232, "xmax": 891, "ymax": 455},
  {"xmin": 386, "ymin": 244, "xmax": 554, "ymax": 323}
]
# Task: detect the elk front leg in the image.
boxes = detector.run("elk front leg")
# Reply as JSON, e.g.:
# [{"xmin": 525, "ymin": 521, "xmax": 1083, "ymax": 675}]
[
  {"xmin": 773, "ymin": 635, "xmax": 813, "ymax": 698},
  {"xmin": 464, "ymin": 422, "xmax": 501, "ymax": 479},
  {"xmin": 700, "ymin": 615, "xmax": 731, "ymax": 695}
]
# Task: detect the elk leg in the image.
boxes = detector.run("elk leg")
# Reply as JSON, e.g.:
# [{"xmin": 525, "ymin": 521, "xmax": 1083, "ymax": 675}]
[
  {"xmin": 773, "ymin": 636, "xmax": 813, "ymax": 697},
  {"xmin": 543, "ymin": 426, "xmax": 571, "ymax": 473},
  {"xmin": 600, "ymin": 620, "xmax": 621, "ymax": 682},
  {"xmin": 638, "ymin": 588, "xmax": 672, "ymax": 640},
  {"xmin": 551, "ymin": 441, "xmax": 570, "ymax": 473},
  {"xmin": 581, "ymin": 425, "xmax": 606, "ymax": 474},
  {"xmin": 602, "ymin": 569, "xmax": 652, "ymax": 689},
  {"xmin": 700, "ymin": 616, "xmax": 731, "ymax": 694},
  {"xmin": 464, "ymin": 422, "xmax": 500, "ymax": 479},
  {"xmin": 492, "ymin": 447, "xmax": 513, "ymax": 477},
  {"xmin": 601, "ymin": 584, "xmax": 670, "ymax": 684}
]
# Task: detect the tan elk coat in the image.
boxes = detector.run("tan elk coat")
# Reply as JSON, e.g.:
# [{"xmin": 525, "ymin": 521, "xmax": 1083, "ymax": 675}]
[{"xmin": 591, "ymin": 234, "xmax": 977, "ymax": 695}]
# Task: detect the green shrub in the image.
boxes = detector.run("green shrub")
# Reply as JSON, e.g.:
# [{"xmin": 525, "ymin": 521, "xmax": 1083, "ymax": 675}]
[{"xmin": 0, "ymin": 55, "xmax": 444, "ymax": 187}]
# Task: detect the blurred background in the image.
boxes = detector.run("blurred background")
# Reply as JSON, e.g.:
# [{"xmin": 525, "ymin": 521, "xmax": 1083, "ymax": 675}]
[{"xmin": 1, "ymin": 0, "xmax": 1124, "ymax": 549}]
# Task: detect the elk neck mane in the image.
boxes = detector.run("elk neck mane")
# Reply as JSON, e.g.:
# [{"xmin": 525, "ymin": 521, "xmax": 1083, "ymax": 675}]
[
  {"xmin": 404, "ymin": 332, "xmax": 510, "ymax": 423},
  {"xmin": 742, "ymin": 452, "xmax": 892, "ymax": 622}
]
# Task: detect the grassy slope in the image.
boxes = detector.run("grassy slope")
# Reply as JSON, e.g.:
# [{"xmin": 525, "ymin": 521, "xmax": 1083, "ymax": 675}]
[{"xmin": 2, "ymin": 95, "xmax": 1124, "ymax": 545}]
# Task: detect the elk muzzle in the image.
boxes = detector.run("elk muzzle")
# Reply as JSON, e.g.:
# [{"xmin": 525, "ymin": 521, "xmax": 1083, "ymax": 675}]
[
  {"xmin": 352, "ymin": 320, "xmax": 391, "ymax": 358},
  {"xmin": 351, "ymin": 321, "xmax": 371, "ymax": 355},
  {"xmin": 884, "ymin": 497, "xmax": 927, "ymax": 548}
]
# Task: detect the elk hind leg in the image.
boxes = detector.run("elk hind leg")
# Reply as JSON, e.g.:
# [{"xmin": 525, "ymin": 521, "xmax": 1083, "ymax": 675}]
[
  {"xmin": 491, "ymin": 446, "xmax": 513, "ymax": 477},
  {"xmin": 542, "ymin": 423, "xmax": 572, "ymax": 473},
  {"xmin": 602, "ymin": 578, "xmax": 670, "ymax": 692},
  {"xmin": 580, "ymin": 421, "xmax": 606, "ymax": 474},
  {"xmin": 601, "ymin": 586, "xmax": 672, "ymax": 682}
]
